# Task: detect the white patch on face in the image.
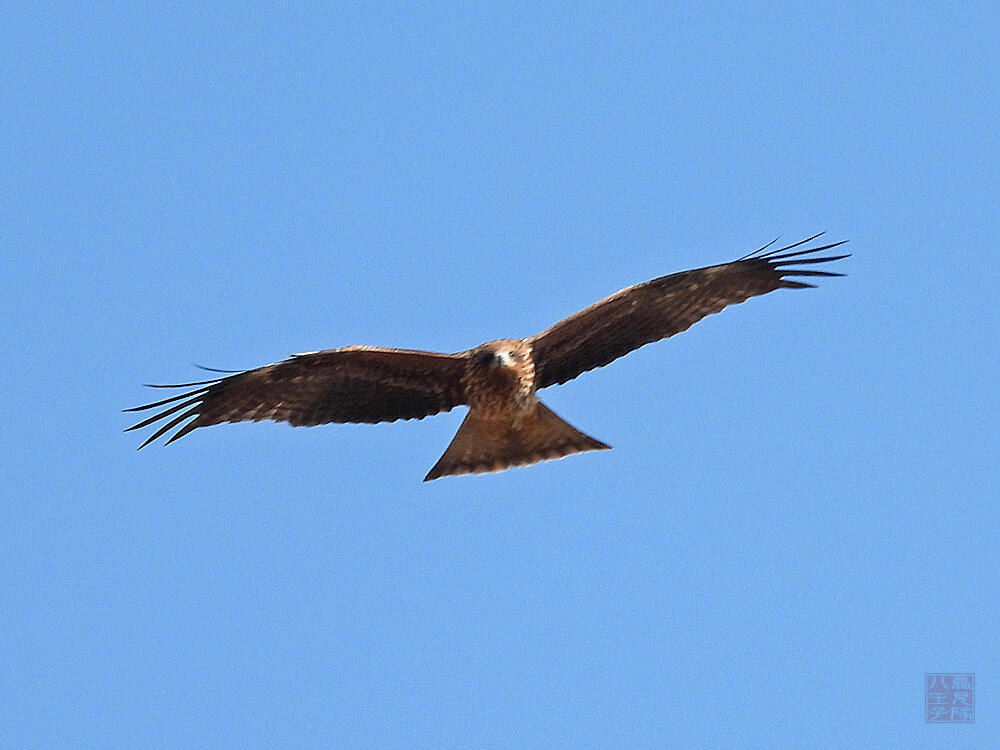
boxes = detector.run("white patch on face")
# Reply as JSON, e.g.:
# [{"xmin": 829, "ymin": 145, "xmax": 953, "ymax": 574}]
[{"xmin": 495, "ymin": 351, "xmax": 515, "ymax": 367}]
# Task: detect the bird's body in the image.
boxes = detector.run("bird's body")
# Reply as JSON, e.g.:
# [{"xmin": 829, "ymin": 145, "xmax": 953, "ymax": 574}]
[
  {"xmin": 462, "ymin": 340, "xmax": 536, "ymax": 415},
  {"xmin": 126, "ymin": 234, "xmax": 848, "ymax": 480}
]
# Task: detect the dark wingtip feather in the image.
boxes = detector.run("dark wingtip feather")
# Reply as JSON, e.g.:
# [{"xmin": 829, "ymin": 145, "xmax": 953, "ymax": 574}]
[
  {"xmin": 123, "ymin": 387, "xmax": 211, "ymax": 413},
  {"xmin": 757, "ymin": 232, "xmax": 830, "ymax": 258},
  {"xmin": 135, "ymin": 408, "xmax": 200, "ymax": 449},
  {"xmin": 781, "ymin": 269, "xmax": 846, "ymax": 277},
  {"xmin": 739, "ymin": 235, "xmax": 781, "ymax": 260},
  {"xmin": 143, "ymin": 378, "xmax": 222, "ymax": 389},
  {"xmin": 126, "ymin": 376, "xmax": 223, "ymax": 446},
  {"xmin": 163, "ymin": 418, "xmax": 202, "ymax": 445},
  {"xmin": 192, "ymin": 363, "xmax": 244, "ymax": 374},
  {"xmin": 124, "ymin": 394, "xmax": 204, "ymax": 432},
  {"xmin": 770, "ymin": 253, "xmax": 851, "ymax": 267},
  {"xmin": 764, "ymin": 243, "xmax": 849, "ymax": 263},
  {"xmin": 782, "ymin": 281, "xmax": 818, "ymax": 289},
  {"xmin": 739, "ymin": 234, "xmax": 850, "ymax": 288}
]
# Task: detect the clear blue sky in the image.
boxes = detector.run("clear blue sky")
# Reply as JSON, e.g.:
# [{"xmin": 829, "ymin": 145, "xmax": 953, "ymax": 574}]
[{"xmin": 3, "ymin": 2, "xmax": 997, "ymax": 748}]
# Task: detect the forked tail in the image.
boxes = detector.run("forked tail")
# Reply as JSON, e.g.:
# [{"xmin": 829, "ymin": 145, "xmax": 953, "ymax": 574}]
[{"xmin": 424, "ymin": 401, "xmax": 610, "ymax": 481}]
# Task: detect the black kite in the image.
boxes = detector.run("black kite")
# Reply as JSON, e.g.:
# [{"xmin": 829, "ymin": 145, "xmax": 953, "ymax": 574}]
[{"xmin": 126, "ymin": 234, "xmax": 848, "ymax": 480}]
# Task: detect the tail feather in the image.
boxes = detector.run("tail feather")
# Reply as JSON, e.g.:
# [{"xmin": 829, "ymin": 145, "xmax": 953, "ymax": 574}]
[{"xmin": 424, "ymin": 401, "xmax": 609, "ymax": 481}]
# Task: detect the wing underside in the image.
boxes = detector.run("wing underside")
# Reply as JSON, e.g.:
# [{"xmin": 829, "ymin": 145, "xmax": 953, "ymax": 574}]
[
  {"xmin": 125, "ymin": 346, "xmax": 468, "ymax": 447},
  {"xmin": 528, "ymin": 234, "xmax": 848, "ymax": 388}
]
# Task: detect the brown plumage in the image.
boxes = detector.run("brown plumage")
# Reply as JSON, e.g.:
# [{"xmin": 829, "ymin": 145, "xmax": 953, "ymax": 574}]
[{"xmin": 126, "ymin": 234, "xmax": 848, "ymax": 480}]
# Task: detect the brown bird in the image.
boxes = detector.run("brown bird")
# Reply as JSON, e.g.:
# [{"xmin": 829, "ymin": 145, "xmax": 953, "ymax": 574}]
[{"xmin": 126, "ymin": 234, "xmax": 847, "ymax": 480}]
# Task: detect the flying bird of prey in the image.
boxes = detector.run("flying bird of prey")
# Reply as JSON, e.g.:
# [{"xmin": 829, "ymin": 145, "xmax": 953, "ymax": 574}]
[{"xmin": 126, "ymin": 234, "xmax": 847, "ymax": 480}]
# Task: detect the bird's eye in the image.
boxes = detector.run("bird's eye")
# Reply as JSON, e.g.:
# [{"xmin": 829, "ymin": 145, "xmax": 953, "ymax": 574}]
[{"xmin": 507, "ymin": 351, "xmax": 520, "ymax": 362}]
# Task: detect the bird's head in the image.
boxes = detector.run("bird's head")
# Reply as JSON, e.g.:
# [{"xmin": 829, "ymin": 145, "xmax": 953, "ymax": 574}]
[{"xmin": 473, "ymin": 340, "xmax": 526, "ymax": 370}]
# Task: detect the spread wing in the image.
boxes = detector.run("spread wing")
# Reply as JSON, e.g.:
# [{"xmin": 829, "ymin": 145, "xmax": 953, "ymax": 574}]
[
  {"xmin": 528, "ymin": 234, "xmax": 848, "ymax": 388},
  {"xmin": 125, "ymin": 346, "xmax": 469, "ymax": 448}
]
